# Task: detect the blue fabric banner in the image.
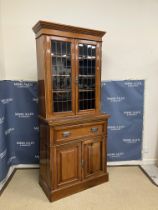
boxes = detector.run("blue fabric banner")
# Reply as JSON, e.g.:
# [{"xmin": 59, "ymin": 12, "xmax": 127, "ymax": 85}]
[
  {"xmin": 0, "ymin": 81, "xmax": 39, "ymax": 183},
  {"xmin": 101, "ymin": 80, "xmax": 144, "ymax": 161},
  {"xmin": 0, "ymin": 80, "xmax": 144, "ymax": 185}
]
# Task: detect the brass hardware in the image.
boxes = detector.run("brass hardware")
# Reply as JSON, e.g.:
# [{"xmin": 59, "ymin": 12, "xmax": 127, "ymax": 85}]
[
  {"xmin": 81, "ymin": 159, "xmax": 84, "ymax": 168},
  {"xmin": 62, "ymin": 131, "xmax": 71, "ymax": 138},
  {"xmin": 75, "ymin": 76, "xmax": 79, "ymax": 84},
  {"xmin": 91, "ymin": 127, "xmax": 98, "ymax": 133}
]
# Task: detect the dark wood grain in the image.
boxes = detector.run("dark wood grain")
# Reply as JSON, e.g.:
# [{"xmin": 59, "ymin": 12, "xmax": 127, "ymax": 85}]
[
  {"xmin": 56, "ymin": 142, "xmax": 81, "ymax": 187},
  {"xmin": 82, "ymin": 137, "xmax": 104, "ymax": 179},
  {"xmin": 39, "ymin": 172, "xmax": 108, "ymax": 202},
  {"xmin": 33, "ymin": 20, "xmax": 106, "ymax": 38},
  {"xmin": 33, "ymin": 20, "xmax": 109, "ymax": 202}
]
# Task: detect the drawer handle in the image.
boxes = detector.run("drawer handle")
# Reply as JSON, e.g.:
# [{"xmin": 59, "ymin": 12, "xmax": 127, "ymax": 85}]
[
  {"xmin": 91, "ymin": 127, "xmax": 98, "ymax": 133},
  {"xmin": 62, "ymin": 131, "xmax": 71, "ymax": 138}
]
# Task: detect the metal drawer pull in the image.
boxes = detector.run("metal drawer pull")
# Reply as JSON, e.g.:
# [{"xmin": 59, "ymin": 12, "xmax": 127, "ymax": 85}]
[
  {"xmin": 81, "ymin": 159, "xmax": 84, "ymax": 168},
  {"xmin": 62, "ymin": 131, "xmax": 71, "ymax": 138},
  {"xmin": 91, "ymin": 127, "xmax": 98, "ymax": 133}
]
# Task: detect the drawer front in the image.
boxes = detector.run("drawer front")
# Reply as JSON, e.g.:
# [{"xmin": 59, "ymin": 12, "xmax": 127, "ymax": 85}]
[{"xmin": 55, "ymin": 123, "xmax": 104, "ymax": 143}]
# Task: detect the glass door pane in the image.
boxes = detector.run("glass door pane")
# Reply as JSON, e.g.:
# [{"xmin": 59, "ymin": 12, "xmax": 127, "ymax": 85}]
[
  {"xmin": 51, "ymin": 40, "xmax": 72, "ymax": 112},
  {"xmin": 78, "ymin": 43, "xmax": 96, "ymax": 111}
]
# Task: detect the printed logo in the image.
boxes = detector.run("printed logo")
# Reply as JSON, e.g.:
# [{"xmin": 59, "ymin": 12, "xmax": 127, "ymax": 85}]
[
  {"xmin": 1, "ymin": 98, "xmax": 13, "ymax": 104},
  {"xmin": 14, "ymin": 82, "xmax": 33, "ymax": 88},
  {"xmin": 108, "ymin": 125, "xmax": 125, "ymax": 131},
  {"xmin": 124, "ymin": 81, "xmax": 142, "ymax": 87},
  {"xmin": 0, "ymin": 117, "xmax": 5, "ymax": 125},
  {"xmin": 33, "ymin": 98, "xmax": 38, "ymax": 103},
  {"xmin": 101, "ymin": 81, "xmax": 113, "ymax": 86},
  {"xmin": 35, "ymin": 155, "xmax": 39, "ymax": 159},
  {"xmin": 107, "ymin": 152, "xmax": 124, "ymax": 158},
  {"xmin": 0, "ymin": 149, "xmax": 7, "ymax": 159},
  {"xmin": 107, "ymin": 96, "xmax": 125, "ymax": 103},
  {"xmin": 16, "ymin": 141, "xmax": 35, "ymax": 147},
  {"xmin": 123, "ymin": 111, "xmax": 141, "ymax": 116},
  {"xmin": 34, "ymin": 126, "xmax": 39, "ymax": 132},
  {"xmin": 7, "ymin": 156, "xmax": 16, "ymax": 165},
  {"xmin": 101, "ymin": 82, "xmax": 108, "ymax": 87},
  {"xmin": 5, "ymin": 128, "xmax": 15, "ymax": 135},
  {"xmin": 15, "ymin": 112, "xmax": 34, "ymax": 118},
  {"xmin": 122, "ymin": 138, "xmax": 141, "ymax": 144}
]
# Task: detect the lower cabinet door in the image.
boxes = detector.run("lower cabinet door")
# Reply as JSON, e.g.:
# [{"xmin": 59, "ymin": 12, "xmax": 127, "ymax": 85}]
[
  {"xmin": 56, "ymin": 142, "xmax": 82, "ymax": 187},
  {"xmin": 82, "ymin": 136, "xmax": 105, "ymax": 179}
]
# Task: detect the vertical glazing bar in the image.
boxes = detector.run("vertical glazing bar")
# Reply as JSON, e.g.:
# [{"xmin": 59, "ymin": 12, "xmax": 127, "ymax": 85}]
[
  {"xmin": 90, "ymin": 46, "xmax": 93, "ymax": 109},
  {"xmin": 61, "ymin": 42, "xmax": 63, "ymax": 112},
  {"xmin": 83, "ymin": 44, "xmax": 85, "ymax": 110},
  {"xmin": 86, "ymin": 44, "xmax": 88, "ymax": 109}
]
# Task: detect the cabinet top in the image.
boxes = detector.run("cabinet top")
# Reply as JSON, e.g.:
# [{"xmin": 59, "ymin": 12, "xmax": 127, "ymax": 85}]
[{"xmin": 32, "ymin": 20, "xmax": 106, "ymax": 39}]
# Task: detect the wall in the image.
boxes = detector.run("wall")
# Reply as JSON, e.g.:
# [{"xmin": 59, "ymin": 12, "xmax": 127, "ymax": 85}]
[
  {"xmin": 0, "ymin": 0, "xmax": 5, "ymax": 80},
  {"xmin": 1, "ymin": 0, "xmax": 158, "ymax": 164}
]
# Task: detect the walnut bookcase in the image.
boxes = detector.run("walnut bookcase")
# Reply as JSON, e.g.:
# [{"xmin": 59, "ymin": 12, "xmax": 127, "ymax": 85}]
[{"xmin": 33, "ymin": 20, "xmax": 110, "ymax": 202}]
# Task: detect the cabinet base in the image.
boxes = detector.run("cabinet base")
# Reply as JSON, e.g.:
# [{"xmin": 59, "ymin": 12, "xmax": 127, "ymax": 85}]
[{"xmin": 39, "ymin": 173, "xmax": 109, "ymax": 202}]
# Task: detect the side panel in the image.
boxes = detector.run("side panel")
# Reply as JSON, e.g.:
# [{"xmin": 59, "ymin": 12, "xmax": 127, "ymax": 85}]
[
  {"xmin": 36, "ymin": 36, "xmax": 47, "ymax": 118},
  {"xmin": 39, "ymin": 123, "xmax": 51, "ymax": 187}
]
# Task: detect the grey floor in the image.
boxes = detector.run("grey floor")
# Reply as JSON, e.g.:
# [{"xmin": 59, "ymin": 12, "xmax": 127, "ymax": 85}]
[
  {"xmin": 141, "ymin": 164, "xmax": 158, "ymax": 186},
  {"xmin": 0, "ymin": 166, "xmax": 158, "ymax": 210}
]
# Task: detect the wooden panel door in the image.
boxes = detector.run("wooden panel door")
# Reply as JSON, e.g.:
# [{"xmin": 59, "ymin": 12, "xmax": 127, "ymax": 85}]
[
  {"xmin": 56, "ymin": 142, "xmax": 81, "ymax": 187},
  {"xmin": 82, "ymin": 137, "xmax": 105, "ymax": 179}
]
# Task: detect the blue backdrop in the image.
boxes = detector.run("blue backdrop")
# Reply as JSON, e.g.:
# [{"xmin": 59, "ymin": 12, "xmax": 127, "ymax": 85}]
[
  {"xmin": 0, "ymin": 80, "xmax": 144, "ymax": 186},
  {"xmin": 0, "ymin": 81, "xmax": 39, "ymax": 185},
  {"xmin": 101, "ymin": 80, "xmax": 144, "ymax": 161}
]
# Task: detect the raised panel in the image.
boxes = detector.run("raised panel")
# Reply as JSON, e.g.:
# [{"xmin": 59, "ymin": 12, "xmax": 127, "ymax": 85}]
[
  {"xmin": 82, "ymin": 137, "xmax": 104, "ymax": 179},
  {"xmin": 56, "ymin": 142, "xmax": 81, "ymax": 187},
  {"xmin": 60, "ymin": 149, "xmax": 77, "ymax": 181}
]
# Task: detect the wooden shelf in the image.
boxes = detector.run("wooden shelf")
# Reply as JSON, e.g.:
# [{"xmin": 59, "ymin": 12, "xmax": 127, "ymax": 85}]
[
  {"xmin": 53, "ymin": 74, "xmax": 71, "ymax": 77},
  {"xmin": 79, "ymin": 56, "xmax": 96, "ymax": 60},
  {"xmin": 79, "ymin": 75, "xmax": 95, "ymax": 77},
  {"xmin": 51, "ymin": 54, "xmax": 71, "ymax": 58},
  {"xmin": 79, "ymin": 89, "xmax": 95, "ymax": 92},
  {"xmin": 53, "ymin": 90, "xmax": 71, "ymax": 93}
]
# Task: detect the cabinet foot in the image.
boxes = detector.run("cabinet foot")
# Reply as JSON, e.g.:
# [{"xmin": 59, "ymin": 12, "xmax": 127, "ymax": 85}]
[{"xmin": 39, "ymin": 173, "xmax": 109, "ymax": 202}]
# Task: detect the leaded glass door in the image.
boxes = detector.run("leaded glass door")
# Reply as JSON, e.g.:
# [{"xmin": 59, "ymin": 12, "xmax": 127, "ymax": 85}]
[
  {"xmin": 50, "ymin": 37, "xmax": 75, "ymax": 115},
  {"xmin": 76, "ymin": 40, "xmax": 100, "ymax": 114}
]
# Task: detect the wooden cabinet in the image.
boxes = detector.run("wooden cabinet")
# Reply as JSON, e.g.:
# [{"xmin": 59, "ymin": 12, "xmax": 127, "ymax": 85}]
[{"xmin": 33, "ymin": 20, "xmax": 110, "ymax": 201}]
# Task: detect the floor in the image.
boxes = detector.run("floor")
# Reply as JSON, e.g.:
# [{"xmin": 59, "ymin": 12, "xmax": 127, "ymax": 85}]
[
  {"xmin": 141, "ymin": 164, "xmax": 158, "ymax": 186},
  {"xmin": 0, "ymin": 166, "xmax": 158, "ymax": 210}
]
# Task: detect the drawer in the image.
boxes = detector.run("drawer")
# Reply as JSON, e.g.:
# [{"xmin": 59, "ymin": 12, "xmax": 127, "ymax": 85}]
[{"xmin": 54, "ymin": 123, "xmax": 104, "ymax": 143}]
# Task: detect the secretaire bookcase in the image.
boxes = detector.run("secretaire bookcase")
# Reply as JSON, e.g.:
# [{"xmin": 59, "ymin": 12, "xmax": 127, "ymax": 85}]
[{"xmin": 33, "ymin": 20, "xmax": 110, "ymax": 202}]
